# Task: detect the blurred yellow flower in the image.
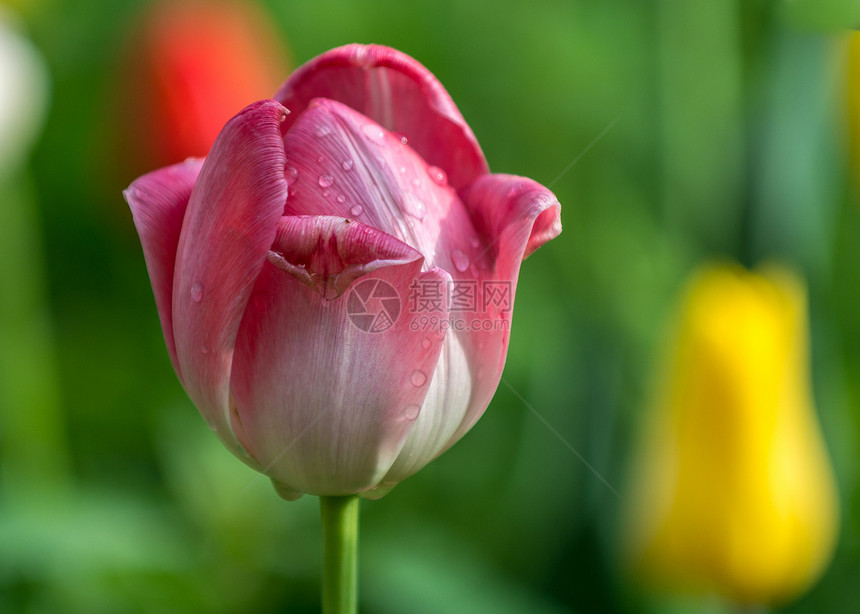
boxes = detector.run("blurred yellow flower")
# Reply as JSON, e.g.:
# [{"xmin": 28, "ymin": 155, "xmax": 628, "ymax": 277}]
[
  {"xmin": 623, "ymin": 263, "xmax": 839, "ymax": 606},
  {"xmin": 846, "ymin": 32, "xmax": 860, "ymax": 180}
]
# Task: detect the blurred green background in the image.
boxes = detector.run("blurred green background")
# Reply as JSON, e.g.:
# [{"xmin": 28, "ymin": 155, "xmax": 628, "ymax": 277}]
[{"xmin": 2, "ymin": 0, "xmax": 860, "ymax": 612}]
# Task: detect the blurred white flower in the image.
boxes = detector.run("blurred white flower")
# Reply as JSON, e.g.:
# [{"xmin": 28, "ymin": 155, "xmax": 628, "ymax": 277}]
[{"xmin": 0, "ymin": 8, "xmax": 48, "ymax": 181}]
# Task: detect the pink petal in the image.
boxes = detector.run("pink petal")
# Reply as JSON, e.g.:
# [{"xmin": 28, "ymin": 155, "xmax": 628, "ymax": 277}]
[
  {"xmin": 172, "ymin": 100, "xmax": 289, "ymax": 455},
  {"xmin": 370, "ymin": 174, "xmax": 562, "ymax": 493},
  {"xmin": 462, "ymin": 174, "xmax": 562, "ymax": 275},
  {"xmin": 281, "ymin": 97, "xmax": 489, "ymax": 278},
  {"xmin": 124, "ymin": 158, "xmax": 203, "ymax": 376},
  {"xmin": 267, "ymin": 215, "xmax": 421, "ymax": 299},
  {"xmin": 448, "ymin": 174, "xmax": 561, "ymax": 434},
  {"xmin": 275, "ymin": 44, "xmax": 488, "ymax": 191},
  {"xmin": 229, "ymin": 215, "xmax": 450, "ymax": 496}
]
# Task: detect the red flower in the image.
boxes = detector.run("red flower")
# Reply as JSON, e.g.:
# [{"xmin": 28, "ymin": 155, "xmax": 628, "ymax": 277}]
[{"xmin": 128, "ymin": 0, "xmax": 289, "ymax": 165}]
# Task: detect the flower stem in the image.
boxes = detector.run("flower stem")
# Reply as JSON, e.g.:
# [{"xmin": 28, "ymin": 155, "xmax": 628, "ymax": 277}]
[{"xmin": 320, "ymin": 495, "xmax": 360, "ymax": 614}]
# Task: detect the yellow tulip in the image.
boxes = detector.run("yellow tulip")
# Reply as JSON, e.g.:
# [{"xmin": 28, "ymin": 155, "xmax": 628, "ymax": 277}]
[
  {"xmin": 623, "ymin": 263, "xmax": 839, "ymax": 606},
  {"xmin": 846, "ymin": 31, "xmax": 860, "ymax": 178}
]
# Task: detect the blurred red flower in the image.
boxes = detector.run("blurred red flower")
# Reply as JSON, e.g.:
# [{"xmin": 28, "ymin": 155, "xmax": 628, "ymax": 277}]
[{"xmin": 124, "ymin": 0, "xmax": 290, "ymax": 167}]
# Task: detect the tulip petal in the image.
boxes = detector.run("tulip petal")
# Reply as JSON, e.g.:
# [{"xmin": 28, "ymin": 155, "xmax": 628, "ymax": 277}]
[
  {"xmin": 124, "ymin": 157, "xmax": 203, "ymax": 376},
  {"xmin": 281, "ymin": 97, "xmax": 489, "ymax": 277},
  {"xmin": 451, "ymin": 173, "xmax": 560, "ymax": 436},
  {"xmin": 172, "ymin": 100, "xmax": 288, "ymax": 455},
  {"xmin": 229, "ymin": 215, "xmax": 450, "ymax": 496},
  {"xmin": 463, "ymin": 174, "xmax": 563, "ymax": 273},
  {"xmin": 275, "ymin": 44, "xmax": 488, "ymax": 191},
  {"xmin": 266, "ymin": 215, "xmax": 421, "ymax": 299},
  {"xmin": 371, "ymin": 174, "xmax": 562, "ymax": 492}
]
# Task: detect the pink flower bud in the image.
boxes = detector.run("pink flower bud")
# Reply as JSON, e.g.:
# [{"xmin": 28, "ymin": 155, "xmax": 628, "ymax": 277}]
[{"xmin": 124, "ymin": 45, "xmax": 561, "ymax": 499}]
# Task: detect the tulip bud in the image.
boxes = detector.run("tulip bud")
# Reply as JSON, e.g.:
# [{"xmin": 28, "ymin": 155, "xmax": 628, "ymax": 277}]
[
  {"xmin": 622, "ymin": 263, "xmax": 839, "ymax": 606},
  {"xmin": 846, "ymin": 31, "xmax": 860, "ymax": 184},
  {"xmin": 125, "ymin": 45, "xmax": 561, "ymax": 500}
]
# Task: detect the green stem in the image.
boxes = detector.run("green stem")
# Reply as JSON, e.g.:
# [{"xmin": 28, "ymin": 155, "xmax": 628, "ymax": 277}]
[{"xmin": 320, "ymin": 495, "xmax": 360, "ymax": 614}]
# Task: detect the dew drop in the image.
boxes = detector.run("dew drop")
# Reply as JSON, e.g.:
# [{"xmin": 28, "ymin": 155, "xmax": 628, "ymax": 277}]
[
  {"xmin": 285, "ymin": 166, "xmax": 299, "ymax": 184},
  {"xmin": 362, "ymin": 124, "xmax": 384, "ymax": 142},
  {"xmin": 322, "ymin": 188, "xmax": 331, "ymax": 198},
  {"xmin": 411, "ymin": 178, "xmax": 421, "ymax": 188},
  {"xmin": 350, "ymin": 204, "xmax": 363, "ymax": 216},
  {"xmin": 399, "ymin": 166, "xmax": 407, "ymax": 174},
  {"xmin": 400, "ymin": 135, "xmax": 409, "ymax": 145},
  {"xmin": 410, "ymin": 370, "xmax": 427, "ymax": 387},
  {"xmin": 315, "ymin": 125, "xmax": 332, "ymax": 138},
  {"xmin": 507, "ymin": 185, "xmax": 523, "ymax": 198},
  {"xmin": 404, "ymin": 404, "xmax": 421, "ymax": 420},
  {"xmin": 190, "ymin": 282, "xmax": 203, "ymax": 302},
  {"xmin": 403, "ymin": 193, "xmax": 427, "ymax": 220},
  {"xmin": 201, "ymin": 345, "xmax": 209, "ymax": 354},
  {"xmin": 427, "ymin": 166, "xmax": 447, "ymax": 186},
  {"xmin": 336, "ymin": 193, "xmax": 346, "ymax": 203},
  {"xmin": 318, "ymin": 175, "xmax": 334, "ymax": 188},
  {"xmin": 470, "ymin": 237, "xmax": 480, "ymax": 248},
  {"xmin": 288, "ymin": 187, "xmax": 297, "ymax": 198},
  {"xmin": 452, "ymin": 249, "xmax": 469, "ymax": 272},
  {"xmin": 342, "ymin": 159, "xmax": 354, "ymax": 171},
  {"xmin": 317, "ymin": 155, "xmax": 325, "ymax": 163},
  {"xmin": 421, "ymin": 338, "xmax": 431, "ymax": 349}
]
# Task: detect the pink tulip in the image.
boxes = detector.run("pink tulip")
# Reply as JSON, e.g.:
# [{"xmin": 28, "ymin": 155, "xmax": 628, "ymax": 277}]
[{"xmin": 125, "ymin": 45, "xmax": 561, "ymax": 499}]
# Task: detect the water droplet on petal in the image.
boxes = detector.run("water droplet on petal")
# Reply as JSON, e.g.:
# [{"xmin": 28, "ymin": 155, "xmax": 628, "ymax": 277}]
[
  {"xmin": 404, "ymin": 404, "xmax": 421, "ymax": 420},
  {"xmin": 285, "ymin": 166, "xmax": 299, "ymax": 184},
  {"xmin": 350, "ymin": 205, "xmax": 363, "ymax": 216},
  {"xmin": 427, "ymin": 166, "xmax": 447, "ymax": 186},
  {"xmin": 421, "ymin": 338, "xmax": 432, "ymax": 349},
  {"xmin": 410, "ymin": 370, "xmax": 427, "ymax": 387},
  {"xmin": 315, "ymin": 125, "xmax": 332, "ymax": 138},
  {"xmin": 319, "ymin": 175, "xmax": 334, "ymax": 188},
  {"xmin": 201, "ymin": 345, "xmax": 209, "ymax": 354},
  {"xmin": 452, "ymin": 249, "xmax": 469, "ymax": 272},
  {"xmin": 288, "ymin": 187, "xmax": 297, "ymax": 198},
  {"xmin": 317, "ymin": 155, "xmax": 325, "ymax": 163},
  {"xmin": 342, "ymin": 159, "xmax": 354, "ymax": 171},
  {"xmin": 399, "ymin": 166, "xmax": 406, "ymax": 174},
  {"xmin": 362, "ymin": 124, "xmax": 384, "ymax": 142},
  {"xmin": 400, "ymin": 135, "xmax": 409, "ymax": 145},
  {"xmin": 336, "ymin": 193, "xmax": 346, "ymax": 203},
  {"xmin": 403, "ymin": 193, "xmax": 426, "ymax": 220},
  {"xmin": 411, "ymin": 178, "xmax": 421, "ymax": 188},
  {"xmin": 470, "ymin": 237, "xmax": 480, "ymax": 248},
  {"xmin": 190, "ymin": 282, "xmax": 203, "ymax": 302},
  {"xmin": 322, "ymin": 188, "xmax": 331, "ymax": 197}
]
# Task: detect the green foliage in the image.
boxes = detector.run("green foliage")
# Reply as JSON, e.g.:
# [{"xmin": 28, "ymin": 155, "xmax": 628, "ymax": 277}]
[{"xmin": 2, "ymin": 0, "xmax": 859, "ymax": 611}]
